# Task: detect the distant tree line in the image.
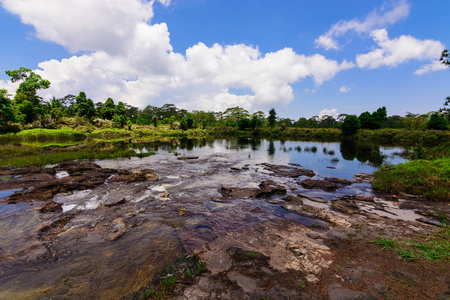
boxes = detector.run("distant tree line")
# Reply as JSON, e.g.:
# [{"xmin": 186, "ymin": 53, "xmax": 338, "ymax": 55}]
[{"xmin": 1, "ymin": 67, "xmax": 448, "ymax": 134}]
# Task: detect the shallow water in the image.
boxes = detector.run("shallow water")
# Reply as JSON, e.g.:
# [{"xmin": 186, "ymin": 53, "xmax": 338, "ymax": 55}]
[{"xmin": 0, "ymin": 138, "xmax": 415, "ymax": 299}]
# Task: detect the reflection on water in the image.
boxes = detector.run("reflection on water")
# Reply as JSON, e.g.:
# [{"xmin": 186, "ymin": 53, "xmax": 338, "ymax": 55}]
[{"xmin": 131, "ymin": 138, "xmax": 406, "ymax": 180}]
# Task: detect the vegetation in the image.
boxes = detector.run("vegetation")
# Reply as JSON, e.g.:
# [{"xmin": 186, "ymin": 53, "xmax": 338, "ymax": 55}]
[
  {"xmin": 369, "ymin": 219, "xmax": 449, "ymax": 262},
  {"xmin": 373, "ymin": 151, "xmax": 450, "ymax": 201}
]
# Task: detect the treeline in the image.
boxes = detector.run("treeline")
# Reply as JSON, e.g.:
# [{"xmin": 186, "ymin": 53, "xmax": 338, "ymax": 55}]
[{"xmin": 1, "ymin": 67, "xmax": 449, "ymax": 134}]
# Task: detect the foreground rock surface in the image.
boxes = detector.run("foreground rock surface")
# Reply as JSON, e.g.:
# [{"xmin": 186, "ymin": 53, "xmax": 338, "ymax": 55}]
[{"xmin": 0, "ymin": 157, "xmax": 448, "ymax": 300}]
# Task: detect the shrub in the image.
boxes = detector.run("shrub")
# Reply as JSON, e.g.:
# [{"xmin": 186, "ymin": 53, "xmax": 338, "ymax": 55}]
[
  {"xmin": 427, "ymin": 113, "xmax": 448, "ymax": 130},
  {"xmin": 341, "ymin": 115, "xmax": 361, "ymax": 136}
]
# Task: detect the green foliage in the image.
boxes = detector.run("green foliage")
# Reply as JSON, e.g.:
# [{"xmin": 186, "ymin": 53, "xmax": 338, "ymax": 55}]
[
  {"xmin": 180, "ymin": 118, "xmax": 188, "ymax": 131},
  {"xmin": 358, "ymin": 106, "xmax": 387, "ymax": 129},
  {"xmin": 0, "ymin": 89, "xmax": 16, "ymax": 126},
  {"xmin": 238, "ymin": 118, "xmax": 251, "ymax": 130},
  {"xmin": 112, "ymin": 114, "xmax": 127, "ymax": 128},
  {"xmin": 100, "ymin": 97, "xmax": 116, "ymax": 120},
  {"xmin": 74, "ymin": 92, "xmax": 96, "ymax": 120},
  {"xmin": 5, "ymin": 67, "xmax": 50, "ymax": 108},
  {"xmin": 341, "ymin": 115, "xmax": 361, "ymax": 135},
  {"xmin": 152, "ymin": 115, "xmax": 158, "ymax": 127},
  {"xmin": 426, "ymin": 112, "xmax": 448, "ymax": 130},
  {"xmin": 268, "ymin": 108, "xmax": 277, "ymax": 127},
  {"xmin": 373, "ymin": 158, "xmax": 450, "ymax": 201},
  {"xmin": 115, "ymin": 101, "xmax": 127, "ymax": 117}
]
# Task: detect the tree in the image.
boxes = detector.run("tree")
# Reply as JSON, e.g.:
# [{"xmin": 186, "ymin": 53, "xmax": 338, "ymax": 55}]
[
  {"xmin": 0, "ymin": 89, "xmax": 16, "ymax": 126},
  {"xmin": 249, "ymin": 115, "xmax": 263, "ymax": 129},
  {"xmin": 268, "ymin": 108, "xmax": 277, "ymax": 127},
  {"xmin": 440, "ymin": 50, "xmax": 450, "ymax": 120},
  {"xmin": 341, "ymin": 115, "xmax": 361, "ymax": 136},
  {"xmin": 115, "ymin": 101, "xmax": 127, "ymax": 117},
  {"xmin": 101, "ymin": 98, "xmax": 116, "ymax": 120},
  {"xmin": 74, "ymin": 91, "xmax": 96, "ymax": 120},
  {"xmin": 238, "ymin": 118, "xmax": 251, "ymax": 130},
  {"xmin": 5, "ymin": 67, "xmax": 50, "ymax": 107},
  {"xmin": 112, "ymin": 114, "xmax": 127, "ymax": 128},
  {"xmin": 426, "ymin": 112, "xmax": 448, "ymax": 130}
]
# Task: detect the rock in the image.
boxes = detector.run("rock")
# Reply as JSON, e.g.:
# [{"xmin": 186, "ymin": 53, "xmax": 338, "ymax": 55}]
[
  {"xmin": 177, "ymin": 156, "xmax": 199, "ymax": 160},
  {"xmin": 331, "ymin": 199, "xmax": 360, "ymax": 215},
  {"xmin": 353, "ymin": 173, "xmax": 374, "ymax": 183},
  {"xmin": 326, "ymin": 166, "xmax": 336, "ymax": 169},
  {"xmin": 299, "ymin": 179, "xmax": 337, "ymax": 191},
  {"xmin": 37, "ymin": 201, "xmax": 63, "ymax": 213},
  {"xmin": 416, "ymin": 218, "xmax": 443, "ymax": 227},
  {"xmin": 230, "ymin": 167, "xmax": 241, "ymax": 171},
  {"xmin": 282, "ymin": 194, "xmax": 303, "ymax": 204},
  {"xmin": 219, "ymin": 186, "xmax": 260, "ymax": 199},
  {"xmin": 250, "ymin": 207, "xmax": 263, "ymax": 213},
  {"xmin": 131, "ymin": 169, "xmax": 158, "ymax": 181},
  {"xmin": 297, "ymin": 193, "xmax": 327, "ymax": 203},
  {"xmin": 254, "ymin": 180, "xmax": 287, "ymax": 197},
  {"xmin": 288, "ymin": 163, "xmax": 303, "ymax": 167},
  {"xmin": 324, "ymin": 177, "xmax": 352, "ymax": 185},
  {"xmin": 158, "ymin": 192, "xmax": 169, "ymax": 198},
  {"xmin": 103, "ymin": 195, "xmax": 126, "ymax": 207},
  {"xmin": 105, "ymin": 218, "xmax": 127, "ymax": 241},
  {"xmin": 338, "ymin": 195, "xmax": 375, "ymax": 203},
  {"xmin": 259, "ymin": 163, "xmax": 315, "ymax": 178}
]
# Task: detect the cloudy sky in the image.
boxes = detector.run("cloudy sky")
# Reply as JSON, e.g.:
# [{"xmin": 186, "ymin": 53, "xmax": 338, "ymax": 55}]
[{"xmin": 0, "ymin": 0, "xmax": 449, "ymax": 119}]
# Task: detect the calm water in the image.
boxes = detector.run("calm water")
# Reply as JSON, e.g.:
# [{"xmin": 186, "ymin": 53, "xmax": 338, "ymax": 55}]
[{"xmin": 130, "ymin": 138, "xmax": 407, "ymax": 180}]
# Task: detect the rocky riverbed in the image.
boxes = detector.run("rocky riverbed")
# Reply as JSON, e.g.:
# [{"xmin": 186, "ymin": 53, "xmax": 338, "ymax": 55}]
[{"xmin": 0, "ymin": 152, "xmax": 448, "ymax": 299}]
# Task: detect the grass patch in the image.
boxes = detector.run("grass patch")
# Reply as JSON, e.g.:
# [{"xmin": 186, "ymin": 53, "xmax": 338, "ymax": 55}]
[
  {"xmin": 373, "ymin": 158, "xmax": 450, "ymax": 201},
  {"xmin": 368, "ymin": 226, "xmax": 450, "ymax": 262},
  {"xmin": 140, "ymin": 253, "xmax": 207, "ymax": 300}
]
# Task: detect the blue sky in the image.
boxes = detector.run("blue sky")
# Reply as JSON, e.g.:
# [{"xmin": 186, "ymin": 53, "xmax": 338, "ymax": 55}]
[{"xmin": 0, "ymin": 0, "xmax": 449, "ymax": 119}]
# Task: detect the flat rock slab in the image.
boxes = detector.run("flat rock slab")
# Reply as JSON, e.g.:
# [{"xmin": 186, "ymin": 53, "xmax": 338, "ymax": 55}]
[
  {"xmin": 260, "ymin": 163, "xmax": 315, "ymax": 178},
  {"xmin": 299, "ymin": 179, "xmax": 337, "ymax": 191}
]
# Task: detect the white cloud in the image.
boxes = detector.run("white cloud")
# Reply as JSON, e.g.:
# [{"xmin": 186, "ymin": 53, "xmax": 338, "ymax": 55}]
[
  {"xmin": 318, "ymin": 108, "xmax": 339, "ymax": 119},
  {"xmin": 356, "ymin": 29, "xmax": 445, "ymax": 72},
  {"xmin": 315, "ymin": 0, "xmax": 410, "ymax": 50},
  {"xmin": 0, "ymin": 0, "xmax": 355, "ymax": 112},
  {"xmin": 414, "ymin": 60, "xmax": 448, "ymax": 75},
  {"xmin": 339, "ymin": 86, "xmax": 351, "ymax": 93}
]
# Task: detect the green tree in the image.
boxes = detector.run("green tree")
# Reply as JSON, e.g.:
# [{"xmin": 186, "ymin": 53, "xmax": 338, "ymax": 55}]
[
  {"xmin": 0, "ymin": 89, "xmax": 16, "ymax": 126},
  {"xmin": 100, "ymin": 98, "xmax": 116, "ymax": 120},
  {"xmin": 74, "ymin": 91, "xmax": 96, "ymax": 120},
  {"xmin": 426, "ymin": 112, "xmax": 448, "ymax": 130},
  {"xmin": 5, "ymin": 67, "xmax": 50, "ymax": 107},
  {"xmin": 341, "ymin": 115, "xmax": 361, "ymax": 136},
  {"xmin": 115, "ymin": 101, "xmax": 127, "ymax": 117},
  {"xmin": 440, "ymin": 50, "xmax": 450, "ymax": 120},
  {"xmin": 112, "ymin": 114, "xmax": 127, "ymax": 128},
  {"xmin": 238, "ymin": 118, "xmax": 251, "ymax": 130},
  {"xmin": 268, "ymin": 108, "xmax": 277, "ymax": 127},
  {"xmin": 249, "ymin": 115, "xmax": 263, "ymax": 129}
]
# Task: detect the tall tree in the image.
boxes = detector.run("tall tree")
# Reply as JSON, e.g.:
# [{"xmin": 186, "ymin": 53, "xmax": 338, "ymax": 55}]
[
  {"xmin": 74, "ymin": 92, "xmax": 95, "ymax": 120},
  {"xmin": 440, "ymin": 50, "xmax": 450, "ymax": 120},
  {"xmin": 268, "ymin": 108, "xmax": 277, "ymax": 127},
  {"xmin": 101, "ymin": 97, "xmax": 116, "ymax": 120},
  {"xmin": 5, "ymin": 67, "xmax": 50, "ymax": 107}
]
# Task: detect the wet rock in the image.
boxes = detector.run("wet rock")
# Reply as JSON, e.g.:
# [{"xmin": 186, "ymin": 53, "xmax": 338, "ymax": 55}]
[
  {"xmin": 299, "ymin": 179, "xmax": 337, "ymax": 191},
  {"xmin": 219, "ymin": 186, "xmax": 260, "ymax": 199},
  {"xmin": 260, "ymin": 163, "xmax": 315, "ymax": 178},
  {"xmin": 131, "ymin": 169, "xmax": 158, "ymax": 181},
  {"xmin": 353, "ymin": 172, "xmax": 374, "ymax": 183},
  {"xmin": 324, "ymin": 177, "xmax": 352, "ymax": 185},
  {"xmin": 250, "ymin": 207, "xmax": 263, "ymax": 213},
  {"xmin": 282, "ymin": 194, "xmax": 303, "ymax": 204},
  {"xmin": 338, "ymin": 195, "xmax": 375, "ymax": 203},
  {"xmin": 288, "ymin": 163, "xmax": 303, "ymax": 167},
  {"xmin": 230, "ymin": 167, "xmax": 241, "ymax": 171},
  {"xmin": 37, "ymin": 201, "xmax": 63, "ymax": 213},
  {"xmin": 105, "ymin": 218, "xmax": 127, "ymax": 241},
  {"xmin": 254, "ymin": 180, "xmax": 287, "ymax": 197},
  {"xmin": 158, "ymin": 192, "xmax": 169, "ymax": 198},
  {"xmin": 103, "ymin": 195, "xmax": 126, "ymax": 207},
  {"xmin": 331, "ymin": 199, "xmax": 360, "ymax": 215},
  {"xmin": 326, "ymin": 166, "xmax": 336, "ymax": 169},
  {"xmin": 227, "ymin": 272, "xmax": 258, "ymax": 293},
  {"xmin": 416, "ymin": 218, "xmax": 444, "ymax": 227},
  {"xmin": 177, "ymin": 156, "xmax": 199, "ymax": 160},
  {"xmin": 54, "ymin": 161, "xmax": 102, "ymax": 174},
  {"xmin": 297, "ymin": 193, "xmax": 327, "ymax": 204}
]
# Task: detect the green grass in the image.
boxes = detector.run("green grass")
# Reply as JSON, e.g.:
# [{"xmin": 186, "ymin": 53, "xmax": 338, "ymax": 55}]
[
  {"xmin": 368, "ymin": 226, "xmax": 450, "ymax": 262},
  {"xmin": 373, "ymin": 158, "xmax": 450, "ymax": 201}
]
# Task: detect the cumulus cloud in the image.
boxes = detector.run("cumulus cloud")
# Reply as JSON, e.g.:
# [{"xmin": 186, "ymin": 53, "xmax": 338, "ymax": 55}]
[
  {"xmin": 414, "ymin": 60, "xmax": 448, "ymax": 75},
  {"xmin": 318, "ymin": 108, "xmax": 339, "ymax": 119},
  {"xmin": 0, "ymin": 0, "xmax": 355, "ymax": 112},
  {"xmin": 339, "ymin": 86, "xmax": 351, "ymax": 93},
  {"xmin": 315, "ymin": 0, "xmax": 410, "ymax": 50},
  {"xmin": 356, "ymin": 29, "xmax": 445, "ymax": 72}
]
